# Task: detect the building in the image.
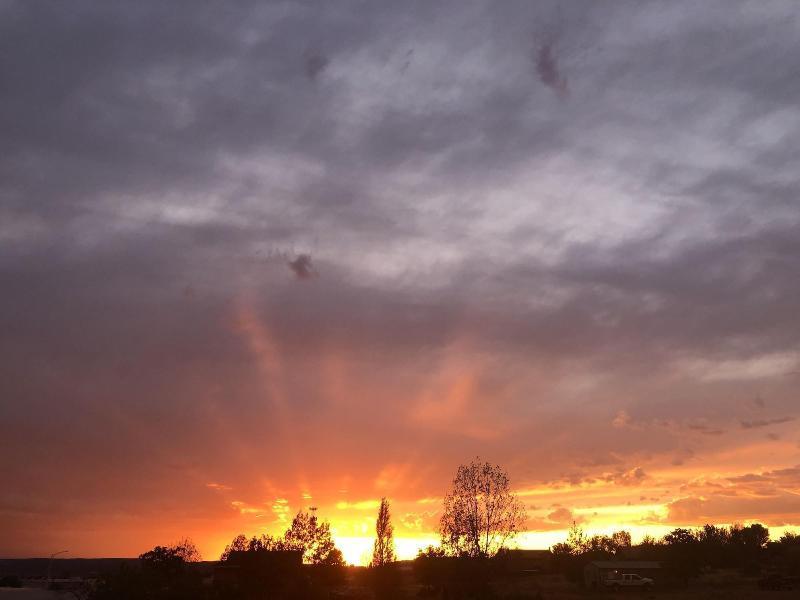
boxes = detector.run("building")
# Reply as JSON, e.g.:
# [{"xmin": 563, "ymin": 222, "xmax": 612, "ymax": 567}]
[
  {"xmin": 214, "ymin": 550, "xmax": 303, "ymax": 598},
  {"xmin": 583, "ymin": 560, "xmax": 662, "ymax": 589}
]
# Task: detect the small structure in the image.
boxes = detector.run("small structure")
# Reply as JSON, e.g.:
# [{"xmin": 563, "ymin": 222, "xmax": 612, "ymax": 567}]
[
  {"xmin": 584, "ymin": 560, "xmax": 661, "ymax": 589},
  {"xmin": 214, "ymin": 550, "xmax": 303, "ymax": 597}
]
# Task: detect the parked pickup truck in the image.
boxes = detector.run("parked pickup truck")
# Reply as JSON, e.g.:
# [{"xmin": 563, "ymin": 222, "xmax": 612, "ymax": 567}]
[{"xmin": 605, "ymin": 573, "xmax": 654, "ymax": 591}]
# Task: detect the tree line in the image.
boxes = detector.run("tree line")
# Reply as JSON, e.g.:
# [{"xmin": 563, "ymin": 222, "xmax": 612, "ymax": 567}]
[
  {"xmin": 82, "ymin": 458, "xmax": 800, "ymax": 598},
  {"xmin": 551, "ymin": 521, "xmax": 800, "ymax": 582},
  {"xmin": 220, "ymin": 508, "xmax": 344, "ymax": 567}
]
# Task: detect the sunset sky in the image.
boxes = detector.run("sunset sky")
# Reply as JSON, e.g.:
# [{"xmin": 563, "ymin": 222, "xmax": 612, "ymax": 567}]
[{"xmin": 2, "ymin": 1, "xmax": 799, "ymax": 566}]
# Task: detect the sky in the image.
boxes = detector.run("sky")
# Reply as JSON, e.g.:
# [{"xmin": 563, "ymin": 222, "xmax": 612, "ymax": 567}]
[{"xmin": 1, "ymin": 0, "xmax": 800, "ymax": 566}]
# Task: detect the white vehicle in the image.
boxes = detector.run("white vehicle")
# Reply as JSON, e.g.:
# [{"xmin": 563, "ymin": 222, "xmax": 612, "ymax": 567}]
[{"xmin": 604, "ymin": 573, "xmax": 654, "ymax": 591}]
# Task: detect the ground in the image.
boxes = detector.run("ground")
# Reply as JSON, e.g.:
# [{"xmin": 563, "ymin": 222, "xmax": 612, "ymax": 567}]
[
  {"xmin": 0, "ymin": 591, "xmax": 66, "ymax": 600},
  {"xmin": 1, "ymin": 571, "xmax": 796, "ymax": 599},
  {"xmin": 343, "ymin": 570, "xmax": 800, "ymax": 600}
]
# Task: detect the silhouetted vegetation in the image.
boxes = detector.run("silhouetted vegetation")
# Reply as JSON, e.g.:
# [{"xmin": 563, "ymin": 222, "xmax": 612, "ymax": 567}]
[
  {"xmin": 90, "ymin": 540, "xmax": 204, "ymax": 600},
  {"xmin": 217, "ymin": 508, "xmax": 345, "ymax": 596},
  {"xmin": 371, "ymin": 497, "xmax": 396, "ymax": 567},
  {"xmin": 769, "ymin": 531, "xmax": 800, "ymax": 574},
  {"xmin": 550, "ymin": 520, "xmax": 795, "ymax": 587},
  {"xmin": 439, "ymin": 458, "xmax": 527, "ymax": 558},
  {"xmin": 221, "ymin": 509, "xmax": 344, "ymax": 568},
  {"xmin": 283, "ymin": 509, "xmax": 345, "ymax": 568},
  {"xmin": 367, "ymin": 497, "xmax": 401, "ymax": 599}
]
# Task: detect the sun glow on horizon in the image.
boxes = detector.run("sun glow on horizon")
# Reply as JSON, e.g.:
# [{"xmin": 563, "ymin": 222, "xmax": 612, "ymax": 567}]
[{"xmin": 334, "ymin": 536, "xmax": 440, "ymax": 566}]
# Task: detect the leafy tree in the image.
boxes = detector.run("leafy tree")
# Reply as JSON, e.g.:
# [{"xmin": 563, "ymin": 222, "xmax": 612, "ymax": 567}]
[
  {"xmin": 172, "ymin": 538, "xmax": 202, "ymax": 562},
  {"xmin": 439, "ymin": 458, "xmax": 527, "ymax": 557},
  {"xmin": 640, "ymin": 534, "xmax": 658, "ymax": 547},
  {"xmin": 220, "ymin": 533, "xmax": 284, "ymax": 561},
  {"xmin": 551, "ymin": 523, "xmax": 634, "ymax": 581},
  {"xmin": 371, "ymin": 497, "xmax": 396, "ymax": 567},
  {"xmin": 696, "ymin": 524, "xmax": 730, "ymax": 567},
  {"xmin": 417, "ymin": 545, "xmax": 446, "ymax": 558},
  {"xmin": 611, "ymin": 530, "xmax": 632, "ymax": 552},
  {"xmin": 662, "ymin": 528, "xmax": 700, "ymax": 581},
  {"xmin": 563, "ymin": 521, "xmax": 588, "ymax": 556},
  {"xmin": 140, "ymin": 539, "xmax": 201, "ymax": 573},
  {"xmin": 91, "ymin": 541, "xmax": 203, "ymax": 600},
  {"xmin": 220, "ymin": 534, "xmax": 249, "ymax": 561},
  {"xmin": 283, "ymin": 509, "xmax": 345, "ymax": 566},
  {"xmin": 637, "ymin": 534, "xmax": 662, "ymax": 560},
  {"xmin": 729, "ymin": 522, "xmax": 769, "ymax": 550},
  {"xmin": 663, "ymin": 528, "xmax": 697, "ymax": 547},
  {"xmin": 221, "ymin": 510, "xmax": 344, "ymax": 566},
  {"xmin": 779, "ymin": 531, "xmax": 800, "ymax": 545},
  {"xmin": 773, "ymin": 531, "xmax": 800, "ymax": 575},
  {"xmin": 728, "ymin": 523, "xmax": 769, "ymax": 572}
]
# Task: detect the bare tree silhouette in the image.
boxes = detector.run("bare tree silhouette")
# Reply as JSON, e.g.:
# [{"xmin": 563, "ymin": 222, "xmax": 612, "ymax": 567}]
[{"xmin": 439, "ymin": 458, "xmax": 527, "ymax": 558}]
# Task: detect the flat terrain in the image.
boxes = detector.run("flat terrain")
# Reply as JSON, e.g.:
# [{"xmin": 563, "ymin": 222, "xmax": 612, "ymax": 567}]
[
  {"xmin": 2, "ymin": 571, "xmax": 796, "ymax": 599},
  {"xmin": 0, "ymin": 591, "xmax": 66, "ymax": 600},
  {"xmin": 490, "ymin": 574, "xmax": 798, "ymax": 600}
]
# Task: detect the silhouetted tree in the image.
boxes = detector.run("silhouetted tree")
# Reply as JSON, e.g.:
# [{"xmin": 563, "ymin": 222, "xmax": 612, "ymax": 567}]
[
  {"xmin": 371, "ymin": 497, "xmax": 396, "ymax": 567},
  {"xmin": 780, "ymin": 531, "xmax": 800, "ymax": 545},
  {"xmin": 221, "ymin": 511, "xmax": 344, "ymax": 567},
  {"xmin": 219, "ymin": 533, "xmax": 284, "ymax": 561},
  {"xmin": 663, "ymin": 527, "xmax": 697, "ymax": 546},
  {"xmin": 637, "ymin": 534, "xmax": 663, "ymax": 559},
  {"xmin": 551, "ymin": 523, "xmax": 633, "ymax": 581},
  {"xmin": 439, "ymin": 458, "xmax": 527, "ymax": 557},
  {"xmin": 771, "ymin": 531, "xmax": 800, "ymax": 574},
  {"xmin": 662, "ymin": 528, "xmax": 701, "ymax": 582},
  {"xmin": 611, "ymin": 530, "xmax": 632, "ymax": 552},
  {"xmin": 696, "ymin": 524, "xmax": 730, "ymax": 567},
  {"xmin": 367, "ymin": 498, "xmax": 400, "ymax": 597},
  {"xmin": 176, "ymin": 538, "xmax": 202, "ymax": 562},
  {"xmin": 90, "ymin": 540, "xmax": 203, "ymax": 600},
  {"xmin": 220, "ymin": 534, "xmax": 249, "ymax": 561},
  {"xmin": 729, "ymin": 523, "xmax": 769, "ymax": 572},
  {"xmin": 283, "ymin": 509, "xmax": 345, "ymax": 566},
  {"xmin": 417, "ymin": 545, "xmax": 446, "ymax": 558},
  {"xmin": 140, "ymin": 539, "xmax": 202, "ymax": 573},
  {"xmin": 551, "ymin": 521, "xmax": 588, "ymax": 557}
]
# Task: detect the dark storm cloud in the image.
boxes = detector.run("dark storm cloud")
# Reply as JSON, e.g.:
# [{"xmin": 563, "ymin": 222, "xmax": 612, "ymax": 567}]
[{"xmin": 2, "ymin": 0, "xmax": 800, "ymax": 554}]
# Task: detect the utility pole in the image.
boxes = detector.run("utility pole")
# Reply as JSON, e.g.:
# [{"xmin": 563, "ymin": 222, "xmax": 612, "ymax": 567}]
[{"xmin": 47, "ymin": 550, "xmax": 68, "ymax": 588}]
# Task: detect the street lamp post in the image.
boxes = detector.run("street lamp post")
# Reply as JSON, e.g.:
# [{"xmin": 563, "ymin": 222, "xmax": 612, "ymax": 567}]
[{"xmin": 47, "ymin": 550, "xmax": 68, "ymax": 588}]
